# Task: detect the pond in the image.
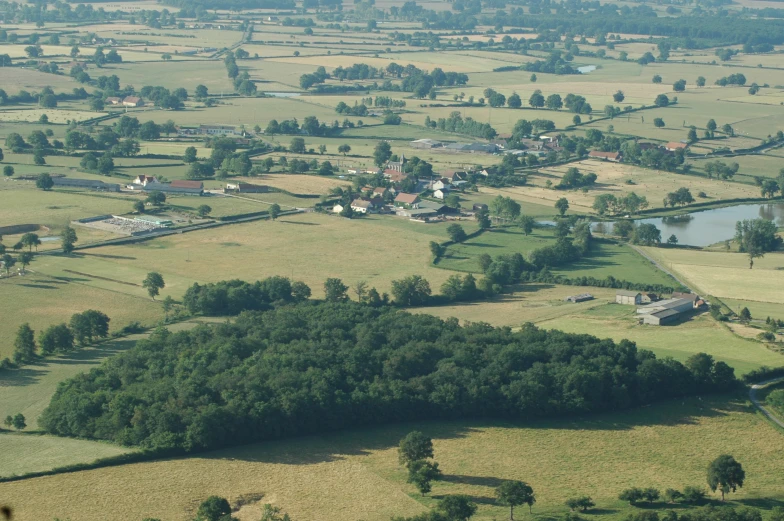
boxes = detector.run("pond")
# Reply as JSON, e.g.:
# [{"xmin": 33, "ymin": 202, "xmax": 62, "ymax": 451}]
[{"xmin": 591, "ymin": 202, "xmax": 784, "ymax": 247}]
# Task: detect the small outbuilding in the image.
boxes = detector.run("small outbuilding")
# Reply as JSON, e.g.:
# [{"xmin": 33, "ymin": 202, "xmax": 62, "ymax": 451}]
[
  {"xmin": 616, "ymin": 290, "xmax": 642, "ymax": 305},
  {"xmin": 564, "ymin": 293, "xmax": 594, "ymax": 303}
]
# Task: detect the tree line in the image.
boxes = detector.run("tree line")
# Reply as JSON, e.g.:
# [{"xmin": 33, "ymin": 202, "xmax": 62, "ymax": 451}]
[{"xmin": 40, "ymin": 298, "xmax": 737, "ymax": 451}]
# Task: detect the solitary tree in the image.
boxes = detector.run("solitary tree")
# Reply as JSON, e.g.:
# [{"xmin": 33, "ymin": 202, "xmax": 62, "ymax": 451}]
[
  {"xmin": 447, "ymin": 223, "xmax": 467, "ymax": 242},
  {"xmin": 183, "ymin": 146, "xmax": 198, "ymax": 163},
  {"xmin": 196, "ymin": 205, "xmax": 212, "ymax": 218},
  {"xmin": 338, "ymin": 144, "xmax": 351, "ymax": 156},
  {"xmin": 12, "ymin": 413, "xmax": 26, "ymax": 430},
  {"xmin": 195, "ymin": 496, "xmax": 232, "ymax": 521},
  {"xmin": 497, "ymin": 481, "xmax": 536, "ymax": 520},
  {"xmin": 613, "ymin": 90, "xmax": 625, "ymax": 103},
  {"xmin": 36, "ymin": 172, "xmax": 54, "ymax": 190},
  {"xmin": 142, "ymin": 272, "xmax": 165, "ymax": 300},
  {"xmin": 20, "ymin": 232, "xmax": 41, "ymax": 251},
  {"xmin": 133, "ymin": 200, "xmax": 145, "ymax": 214},
  {"xmin": 518, "ymin": 215, "xmax": 535, "ymax": 235},
  {"xmin": 438, "ymin": 495, "xmax": 478, "ymax": 521},
  {"xmin": 13, "ymin": 323, "xmax": 37, "ymax": 364},
  {"xmin": 739, "ymin": 307, "xmax": 752, "ymax": 324},
  {"xmin": 373, "ymin": 141, "xmax": 392, "ymax": 167},
  {"xmin": 269, "ymin": 203, "xmax": 281, "ymax": 221},
  {"xmin": 555, "ymin": 197, "xmax": 569, "ymax": 216},
  {"xmin": 399, "ymin": 431, "xmax": 434, "ymax": 466},
  {"xmin": 707, "ymin": 455, "xmax": 745, "ymax": 501},
  {"xmin": 61, "ymin": 225, "xmax": 78, "ymax": 254}
]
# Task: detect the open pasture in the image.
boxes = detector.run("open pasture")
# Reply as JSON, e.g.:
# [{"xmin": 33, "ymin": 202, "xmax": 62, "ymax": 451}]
[
  {"xmin": 0, "ymin": 272, "xmax": 162, "ymax": 361},
  {"xmin": 541, "ymin": 304, "xmax": 784, "ymax": 374},
  {"xmin": 1, "ymin": 393, "xmax": 783, "ymax": 521},
  {"xmin": 641, "ymin": 247, "xmax": 784, "ymax": 305},
  {"xmin": 251, "ymin": 173, "xmax": 349, "ymax": 195},
  {"xmin": 103, "ymin": 60, "xmax": 235, "ymax": 92},
  {"xmin": 533, "ymin": 160, "xmax": 757, "ymax": 212},
  {"xmin": 0, "ymin": 68, "xmax": 79, "ymax": 93},
  {"xmin": 61, "ymin": 212, "xmax": 471, "ymax": 299}
]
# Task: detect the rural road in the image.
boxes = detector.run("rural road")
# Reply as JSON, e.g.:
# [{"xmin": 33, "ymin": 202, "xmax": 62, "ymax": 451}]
[
  {"xmin": 630, "ymin": 245, "xmax": 693, "ymax": 291},
  {"xmin": 749, "ymin": 377, "xmax": 784, "ymax": 429}
]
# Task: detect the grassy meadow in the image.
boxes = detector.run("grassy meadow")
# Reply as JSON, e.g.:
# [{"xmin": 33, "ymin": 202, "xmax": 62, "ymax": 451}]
[{"xmin": 1, "ymin": 394, "xmax": 783, "ymax": 521}]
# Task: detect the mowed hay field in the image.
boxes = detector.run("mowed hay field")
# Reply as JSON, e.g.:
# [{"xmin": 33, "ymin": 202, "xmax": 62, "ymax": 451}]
[
  {"xmin": 532, "ymin": 160, "xmax": 757, "ymax": 212},
  {"xmin": 0, "ymin": 433, "xmax": 132, "ymax": 478},
  {"xmin": 540, "ymin": 303, "xmax": 784, "ymax": 375},
  {"xmin": 252, "ymin": 173, "xmax": 351, "ymax": 195},
  {"xmin": 641, "ymin": 248, "xmax": 784, "ymax": 305},
  {"xmin": 2, "ymin": 394, "xmax": 784, "ymax": 521},
  {"xmin": 47, "ymin": 212, "xmax": 470, "ymax": 299}
]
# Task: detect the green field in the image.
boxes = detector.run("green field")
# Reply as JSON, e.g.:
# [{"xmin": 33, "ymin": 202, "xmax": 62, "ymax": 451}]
[
  {"xmin": 439, "ymin": 226, "xmax": 678, "ymax": 287},
  {"xmin": 1, "ymin": 393, "xmax": 782, "ymax": 521}
]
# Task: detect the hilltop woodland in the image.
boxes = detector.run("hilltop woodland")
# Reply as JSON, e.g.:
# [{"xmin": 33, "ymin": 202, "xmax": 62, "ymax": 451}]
[{"xmin": 41, "ymin": 293, "xmax": 737, "ymax": 452}]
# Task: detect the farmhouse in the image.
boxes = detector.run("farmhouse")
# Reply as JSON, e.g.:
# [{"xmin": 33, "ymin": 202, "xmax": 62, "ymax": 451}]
[
  {"xmin": 133, "ymin": 175, "xmax": 158, "ymax": 186},
  {"xmin": 564, "ymin": 293, "xmax": 594, "ymax": 303},
  {"xmin": 589, "ymin": 150, "xmax": 621, "ymax": 162},
  {"xmin": 52, "ymin": 177, "xmax": 120, "ymax": 192},
  {"xmin": 105, "ymin": 96, "xmax": 122, "ymax": 105},
  {"xmin": 226, "ymin": 182, "xmax": 268, "ymax": 193},
  {"xmin": 122, "ymin": 96, "xmax": 144, "ymax": 107},
  {"xmin": 199, "ymin": 124, "xmax": 237, "ymax": 136},
  {"xmin": 350, "ymin": 199, "xmax": 372, "ymax": 214},
  {"xmin": 441, "ymin": 170, "xmax": 466, "ymax": 181},
  {"xmin": 394, "ymin": 193, "xmax": 420, "ymax": 209},
  {"xmin": 410, "ymin": 139, "xmax": 443, "ymax": 149},
  {"xmin": 616, "ymin": 290, "xmax": 642, "ymax": 305},
  {"xmin": 665, "ymin": 142, "xmax": 688, "ymax": 152}
]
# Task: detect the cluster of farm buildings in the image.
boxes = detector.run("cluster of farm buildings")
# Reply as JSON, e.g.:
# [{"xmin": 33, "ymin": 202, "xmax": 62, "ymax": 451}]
[{"xmin": 564, "ymin": 290, "xmax": 706, "ymax": 326}]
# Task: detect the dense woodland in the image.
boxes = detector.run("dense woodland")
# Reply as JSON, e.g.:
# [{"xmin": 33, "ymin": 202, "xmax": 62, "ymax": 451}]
[{"xmin": 41, "ymin": 299, "xmax": 737, "ymax": 452}]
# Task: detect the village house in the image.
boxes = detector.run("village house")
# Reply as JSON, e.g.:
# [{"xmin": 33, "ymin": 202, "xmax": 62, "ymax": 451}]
[
  {"xmin": 105, "ymin": 96, "xmax": 122, "ymax": 105},
  {"xmin": 350, "ymin": 199, "xmax": 372, "ymax": 214},
  {"xmin": 588, "ymin": 150, "xmax": 621, "ymax": 162},
  {"xmin": 441, "ymin": 170, "xmax": 466, "ymax": 181},
  {"xmin": 383, "ymin": 169, "xmax": 407, "ymax": 183},
  {"xmin": 133, "ymin": 175, "xmax": 158, "ymax": 186},
  {"xmin": 394, "ymin": 193, "xmax": 420, "ymax": 209},
  {"xmin": 433, "ymin": 189, "xmax": 447, "ymax": 200},
  {"xmin": 122, "ymin": 96, "xmax": 144, "ymax": 108},
  {"xmin": 665, "ymin": 142, "xmax": 688, "ymax": 152}
]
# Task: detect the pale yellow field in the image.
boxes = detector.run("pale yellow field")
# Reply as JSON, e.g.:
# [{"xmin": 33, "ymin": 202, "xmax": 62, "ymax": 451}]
[
  {"xmin": 417, "ymin": 285, "xmax": 618, "ymax": 326},
  {"xmin": 0, "ymin": 108, "xmax": 106, "ymax": 123},
  {"xmin": 2, "ymin": 395, "xmax": 784, "ymax": 521},
  {"xmin": 530, "ymin": 160, "xmax": 758, "ymax": 212},
  {"xmin": 0, "ymin": 68, "xmax": 80, "ymax": 93},
  {"xmin": 255, "ymin": 173, "xmax": 350, "ymax": 195},
  {"xmin": 642, "ymin": 247, "xmax": 784, "ymax": 304}
]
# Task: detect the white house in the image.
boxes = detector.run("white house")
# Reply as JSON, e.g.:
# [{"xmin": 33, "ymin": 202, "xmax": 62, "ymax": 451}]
[
  {"xmin": 433, "ymin": 189, "xmax": 446, "ymax": 200},
  {"xmin": 332, "ymin": 204, "xmax": 344, "ymax": 213}
]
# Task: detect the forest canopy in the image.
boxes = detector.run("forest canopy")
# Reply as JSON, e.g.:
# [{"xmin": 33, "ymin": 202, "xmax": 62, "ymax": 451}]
[{"xmin": 40, "ymin": 299, "xmax": 737, "ymax": 453}]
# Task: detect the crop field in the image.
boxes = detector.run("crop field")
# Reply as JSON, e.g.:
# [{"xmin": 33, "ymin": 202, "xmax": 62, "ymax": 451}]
[
  {"xmin": 0, "ymin": 68, "xmax": 80, "ymax": 93},
  {"xmin": 533, "ymin": 160, "xmax": 757, "ymax": 212},
  {"xmin": 2, "ymin": 393, "xmax": 783, "ymax": 521},
  {"xmin": 641, "ymin": 248, "xmax": 784, "ymax": 305}
]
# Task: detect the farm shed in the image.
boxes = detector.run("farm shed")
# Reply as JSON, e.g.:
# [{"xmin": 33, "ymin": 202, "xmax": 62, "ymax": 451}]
[
  {"xmin": 52, "ymin": 177, "xmax": 120, "ymax": 192},
  {"xmin": 616, "ymin": 290, "xmax": 642, "ymax": 305},
  {"xmin": 636, "ymin": 298, "xmax": 695, "ymax": 315},
  {"xmin": 641, "ymin": 308, "xmax": 681, "ymax": 326},
  {"xmin": 564, "ymin": 293, "xmax": 594, "ymax": 303}
]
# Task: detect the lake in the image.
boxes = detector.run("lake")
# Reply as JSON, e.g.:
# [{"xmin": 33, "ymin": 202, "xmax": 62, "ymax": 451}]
[{"xmin": 592, "ymin": 202, "xmax": 784, "ymax": 246}]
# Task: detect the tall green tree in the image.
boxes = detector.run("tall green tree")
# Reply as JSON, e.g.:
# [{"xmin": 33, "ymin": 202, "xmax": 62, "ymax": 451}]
[
  {"xmin": 12, "ymin": 413, "xmax": 26, "ymax": 430},
  {"xmin": 496, "ymin": 481, "xmax": 536, "ymax": 520},
  {"xmin": 61, "ymin": 225, "xmax": 78, "ymax": 254},
  {"xmin": 373, "ymin": 141, "xmax": 392, "ymax": 167},
  {"xmin": 407, "ymin": 459, "xmax": 442, "ymax": 496},
  {"xmin": 391, "ymin": 275, "xmax": 431, "ymax": 306},
  {"xmin": 707, "ymin": 455, "xmax": 745, "ymax": 501},
  {"xmin": 35, "ymin": 173, "xmax": 53, "ymax": 190},
  {"xmin": 142, "ymin": 272, "xmax": 165, "ymax": 300},
  {"xmin": 438, "ymin": 495, "xmax": 477, "ymax": 521},
  {"xmin": 399, "ymin": 431, "xmax": 434, "ymax": 466},
  {"xmin": 39, "ymin": 323, "xmax": 75, "ymax": 354},
  {"xmin": 20, "ymin": 233, "xmax": 40, "ymax": 252},
  {"xmin": 324, "ymin": 277, "xmax": 349, "ymax": 302},
  {"xmin": 269, "ymin": 203, "xmax": 281, "ymax": 221},
  {"xmin": 555, "ymin": 198, "xmax": 569, "ymax": 216},
  {"xmin": 195, "ymin": 496, "xmax": 233, "ymax": 521},
  {"xmin": 13, "ymin": 323, "xmax": 37, "ymax": 364}
]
